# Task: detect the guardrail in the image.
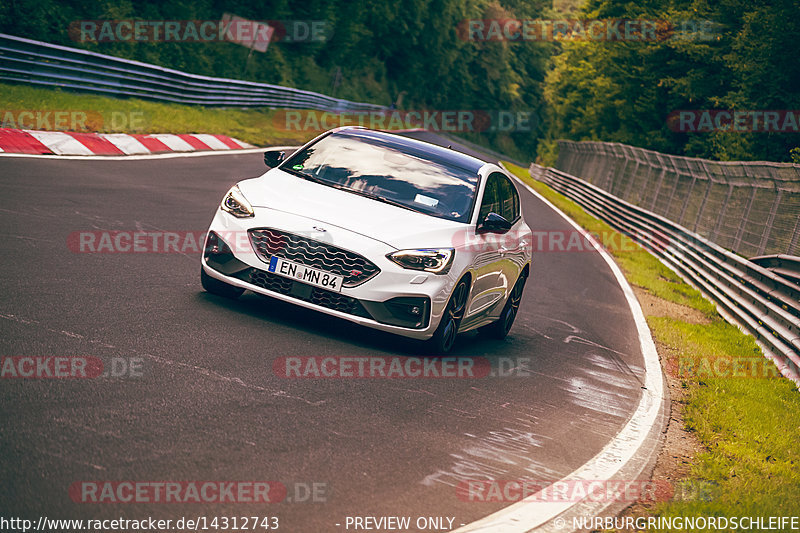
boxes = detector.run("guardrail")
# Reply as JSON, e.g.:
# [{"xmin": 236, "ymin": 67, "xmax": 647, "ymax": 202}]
[
  {"xmin": 750, "ymin": 255, "xmax": 800, "ymax": 286},
  {"xmin": 530, "ymin": 163, "xmax": 800, "ymax": 384},
  {"xmin": 555, "ymin": 140, "xmax": 800, "ymax": 258},
  {"xmin": 0, "ymin": 33, "xmax": 385, "ymax": 112}
]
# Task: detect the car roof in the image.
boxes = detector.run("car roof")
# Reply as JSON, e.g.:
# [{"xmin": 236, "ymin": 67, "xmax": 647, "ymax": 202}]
[{"xmin": 330, "ymin": 127, "xmax": 486, "ymax": 174}]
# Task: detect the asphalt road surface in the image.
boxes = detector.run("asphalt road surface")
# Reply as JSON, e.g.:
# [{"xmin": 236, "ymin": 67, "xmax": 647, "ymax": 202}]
[{"xmin": 0, "ymin": 135, "xmax": 648, "ymax": 532}]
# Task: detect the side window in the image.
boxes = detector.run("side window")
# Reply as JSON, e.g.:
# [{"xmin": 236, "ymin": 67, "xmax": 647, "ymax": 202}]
[
  {"xmin": 497, "ymin": 175, "xmax": 520, "ymax": 222},
  {"xmin": 478, "ymin": 174, "xmax": 501, "ymax": 221},
  {"xmin": 482, "ymin": 173, "xmax": 520, "ymax": 223}
]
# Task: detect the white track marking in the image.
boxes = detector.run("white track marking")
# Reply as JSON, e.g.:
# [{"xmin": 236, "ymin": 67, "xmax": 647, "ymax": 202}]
[
  {"xmin": 191, "ymin": 133, "xmax": 233, "ymax": 150},
  {"xmin": 145, "ymin": 133, "xmax": 195, "ymax": 152},
  {"xmin": 27, "ymin": 130, "xmax": 94, "ymax": 155},
  {"xmin": 450, "ymin": 173, "xmax": 666, "ymax": 533},
  {"xmin": 227, "ymin": 137, "xmax": 255, "ymax": 148},
  {"xmin": 98, "ymin": 133, "xmax": 151, "ymax": 155}
]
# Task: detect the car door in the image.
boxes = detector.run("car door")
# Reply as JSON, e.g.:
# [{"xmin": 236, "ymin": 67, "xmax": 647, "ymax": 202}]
[
  {"xmin": 464, "ymin": 173, "xmax": 506, "ymax": 318},
  {"xmin": 494, "ymin": 173, "xmax": 527, "ymax": 293}
]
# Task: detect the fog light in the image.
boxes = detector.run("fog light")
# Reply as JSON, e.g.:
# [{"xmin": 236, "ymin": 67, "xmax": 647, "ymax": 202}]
[
  {"xmin": 204, "ymin": 231, "xmax": 234, "ymax": 262},
  {"xmin": 364, "ymin": 296, "xmax": 431, "ymax": 329}
]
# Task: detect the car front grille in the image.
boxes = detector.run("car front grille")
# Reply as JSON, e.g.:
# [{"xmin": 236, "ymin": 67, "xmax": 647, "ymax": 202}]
[
  {"xmin": 248, "ymin": 268, "xmax": 371, "ymax": 318},
  {"xmin": 248, "ymin": 228, "xmax": 380, "ymax": 287}
]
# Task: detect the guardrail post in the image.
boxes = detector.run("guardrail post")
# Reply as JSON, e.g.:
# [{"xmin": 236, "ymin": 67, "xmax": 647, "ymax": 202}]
[
  {"xmin": 790, "ymin": 215, "xmax": 800, "ymax": 256},
  {"xmin": 758, "ymin": 190, "xmax": 784, "ymax": 256},
  {"xmin": 711, "ymin": 184, "xmax": 734, "ymax": 244},
  {"xmin": 733, "ymin": 187, "xmax": 758, "ymax": 253},
  {"xmin": 613, "ymin": 148, "xmax": 632, "ymax": 197},
  {"xmin": 693, "ymin": 178, "xmax": 714, "ymax": 234},
  {"xmin": 678, "ymin": 175, "xmax": 697, "ymax": 226},
  {"xmin": 603, "ymin": 144, "xmax": 620, "ymax": 191},
  {"xmin": 640, "ymin": 160, "xmax": 657, "ymax": 207},
  {"xmin": 624, "ymin": 160, "xmax": 641, "ymax": 202},
  {"xmin": 649, "ymin": 165, "xmax": 667, "ymax": 212},
  {"xmin": 664, "ymin": 161, "xmax": 682, "ymax": 219}
]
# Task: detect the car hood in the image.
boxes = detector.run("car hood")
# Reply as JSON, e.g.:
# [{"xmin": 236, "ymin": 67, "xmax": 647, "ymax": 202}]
[{"xmin": 237, "ymin": 169, "xmax": 469, "ymax": 250}]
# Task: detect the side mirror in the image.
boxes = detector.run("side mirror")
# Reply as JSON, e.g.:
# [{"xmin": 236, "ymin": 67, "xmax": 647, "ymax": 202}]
[
  {"xmin": 477, "ymin": 212, "xmax": 512, "ymax": 234},
  {"xmin": 263, "ymin": 150, "xmax": 285, "ymax": 168}
]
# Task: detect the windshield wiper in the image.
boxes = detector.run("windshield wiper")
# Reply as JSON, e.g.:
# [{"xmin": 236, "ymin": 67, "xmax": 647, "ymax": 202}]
[
  {"xmin": 339, "ymin": 187, "xmax": 426, "ymax": 215},
  {"xmin": 282, "ymin": 167, "xmax": 329, "ymax": 186}
]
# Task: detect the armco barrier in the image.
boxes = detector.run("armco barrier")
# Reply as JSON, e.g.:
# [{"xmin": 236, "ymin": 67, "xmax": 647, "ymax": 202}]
[
  {"xmin": 0, "ymin": 33, "xmax": 385, "ymax": 112},
  {"xmin": 750, "ymin": 255, "xmax": 800, "ymax": 286},
  {"xmin": 555, "ymin": 140, "xmax": 800, "ymax": 258},
  {"xmin": 530, "ymin": 163, "xmax": 800, "ymax": 384}
]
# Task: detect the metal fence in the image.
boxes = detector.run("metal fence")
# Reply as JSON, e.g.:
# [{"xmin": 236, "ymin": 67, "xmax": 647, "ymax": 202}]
[
  {"xmin": 530, "ymin": 163, "xmax": 800, "ymax": 384},
  {"xmin": 0, "ymin": 33, "xmax": 385, "ymax": 112},
  {"xmin": 555, "ymin": 140, "xmax": 800, "ymax": 258}
]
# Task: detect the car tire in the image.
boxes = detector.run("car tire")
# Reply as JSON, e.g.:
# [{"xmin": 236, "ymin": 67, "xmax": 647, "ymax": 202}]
[
  {"xmin": 428, "ymin": 278, "xmax": 470, "ymax": 354},
  {"xmin": 201, "ymin": 267, "xmax": 245, "ymax": 299},
  {"xmin": 481, "ymin": 274, "xmax": 526, "ymax": 340}
]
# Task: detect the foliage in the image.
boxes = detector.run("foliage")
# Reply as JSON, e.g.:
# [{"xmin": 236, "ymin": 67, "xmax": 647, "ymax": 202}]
[
  {"xmin": 541, "ymin": 0, "xmax": 800, "ymax": 162},
  {"xmin": 2, "ymin": 0, "xmax": 797, "ymax": 162},
  {"xmin": 0, "ymin": 0, "xmax": 551, "ymax": 159}
]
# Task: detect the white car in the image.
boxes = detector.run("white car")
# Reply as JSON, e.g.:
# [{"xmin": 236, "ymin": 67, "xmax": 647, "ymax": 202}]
[{"xmin": 201, "ymin": 127, "xmax": 532, "ymax": 353}]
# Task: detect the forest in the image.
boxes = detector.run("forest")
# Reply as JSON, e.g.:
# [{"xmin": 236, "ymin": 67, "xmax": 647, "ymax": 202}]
[{"xmin": 1, "ymin": 0, "xmax": 798, "ymax": 162}]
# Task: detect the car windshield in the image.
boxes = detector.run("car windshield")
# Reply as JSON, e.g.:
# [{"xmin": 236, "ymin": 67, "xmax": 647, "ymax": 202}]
[{"xmin": 281, "ymin": 130, "xmax": 480, "ymax": 223}]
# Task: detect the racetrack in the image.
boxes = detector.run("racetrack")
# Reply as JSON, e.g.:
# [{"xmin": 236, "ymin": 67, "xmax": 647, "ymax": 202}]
[{"xmin": 0, "ymin": 137, "xmax": 661, "ymax": 531}]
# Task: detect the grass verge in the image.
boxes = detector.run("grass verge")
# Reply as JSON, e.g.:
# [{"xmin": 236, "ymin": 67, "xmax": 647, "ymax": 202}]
[
  {"xmin": 504, "ymin": 161, "xmax": 800, "ymax": 528},
  {"xmin": 0, "ymin": 82, "xmax": 318, "ymax": 147},
  {"xmin": 1, "ymin": 83, "xmax": 537, "ymax": 161}
]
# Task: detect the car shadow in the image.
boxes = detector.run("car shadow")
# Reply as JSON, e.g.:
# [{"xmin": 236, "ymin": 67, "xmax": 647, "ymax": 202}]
[{"xmin": 195, "ymin": 289, "xmax": 513, "ymax": 357}]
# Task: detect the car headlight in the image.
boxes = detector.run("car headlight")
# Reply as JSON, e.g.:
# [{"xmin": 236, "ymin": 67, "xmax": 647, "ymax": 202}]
[
  {"xmin": 387, "ymin": 248, "xmax": 454, "ymax": 274},
  {"xmin": 220, "ymin": 185, "xmax": 254, "ymax": 218}
]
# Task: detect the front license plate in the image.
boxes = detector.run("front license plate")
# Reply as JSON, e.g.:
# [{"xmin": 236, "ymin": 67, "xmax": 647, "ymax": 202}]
[{"xmin": 267, "ymin": 256, "xmax": 343, "ymax": 292}]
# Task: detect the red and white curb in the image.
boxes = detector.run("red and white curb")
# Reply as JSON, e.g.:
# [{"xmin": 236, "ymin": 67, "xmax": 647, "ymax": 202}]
[{"xmin": 0, "ymin": 128, "xmax": 254, "ymax": 156}]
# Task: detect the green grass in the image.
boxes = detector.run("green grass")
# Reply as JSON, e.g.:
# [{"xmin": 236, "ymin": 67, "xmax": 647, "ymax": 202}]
[
  {"xmin": 504, "ymin": 161, "xmax": 800, "ymax": 530},
  {"xmin": 0, "ymin": 82, "xmax": 317, "ymax": 147},
  {"xmin": 0, "ymin": 82, "xmax": 541, "ymax": 160}
]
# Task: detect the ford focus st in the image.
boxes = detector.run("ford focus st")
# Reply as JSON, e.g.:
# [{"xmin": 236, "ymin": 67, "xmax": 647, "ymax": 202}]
[{"xmin": 201, "ymin": 127, "xmax": 532, "ymax": 353}]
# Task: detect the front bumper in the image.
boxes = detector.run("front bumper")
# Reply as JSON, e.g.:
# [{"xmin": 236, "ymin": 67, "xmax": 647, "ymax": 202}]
[{"xmin": 201, "ymin": 208, "xmax": 457, "ymax": 340}]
